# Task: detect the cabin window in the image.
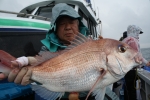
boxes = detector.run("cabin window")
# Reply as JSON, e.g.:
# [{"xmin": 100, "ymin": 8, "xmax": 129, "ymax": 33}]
[
  {"xmin": 67, "ymin": 4, "xmax": 75, "ymax": 8},
  {"xmin": 94, "ymin": 26, "xmax": 97, "ymax": 38},
  {"xmin": 88, "ymin": 19, "xmax": 97, "ymax": 39},
  {"xmin": 78, "ymin": 8, "xmax": 97, "ymax": 39},
  {"xmin": 34, "ymin": 6, "xmax": 53, "ymax": 21},
  {"xmin": 78, "ymin": 9, "xmax": 88, "ymax": 28},
  {"xmin": 88, "ymin": 19, "xmax": 94, "ymax": 37}
]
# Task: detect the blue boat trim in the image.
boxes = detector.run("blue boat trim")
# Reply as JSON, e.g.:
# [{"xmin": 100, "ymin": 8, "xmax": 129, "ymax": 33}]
[{"xmin": 0, "ymin": 28, "xmax": 48, "ymax": 32}]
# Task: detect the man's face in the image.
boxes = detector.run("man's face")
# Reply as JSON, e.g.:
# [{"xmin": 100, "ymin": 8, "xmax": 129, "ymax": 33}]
[{"xmin": 56, "ymin": 16, "xmax": 79, "ymax": 44}]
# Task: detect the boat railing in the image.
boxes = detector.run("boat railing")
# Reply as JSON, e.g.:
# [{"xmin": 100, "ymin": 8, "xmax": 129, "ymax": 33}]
[{"xmin": 0, "ymin": 10, "xmax": 50, "ymax": 21}]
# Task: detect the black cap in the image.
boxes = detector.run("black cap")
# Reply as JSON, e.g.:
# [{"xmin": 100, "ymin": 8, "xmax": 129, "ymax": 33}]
[{"xmin": 140, "ymin": 31, "xmax": 143, "ymax": 34}]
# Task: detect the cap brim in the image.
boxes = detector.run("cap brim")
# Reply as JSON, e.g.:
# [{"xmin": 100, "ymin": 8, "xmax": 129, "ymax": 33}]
[{"xmin": 140, "ymin": 31, "xmax": 143, "ymax": 34}]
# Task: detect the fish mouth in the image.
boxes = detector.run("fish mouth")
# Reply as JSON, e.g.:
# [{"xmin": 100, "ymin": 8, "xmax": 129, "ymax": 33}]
[
  {"xmin": 110, "ymin": 52, "xmax": 141, "ymax": 79},
  {"xmin": 107, "ymin": 56, "xmax": 125, "ymax": 79}
]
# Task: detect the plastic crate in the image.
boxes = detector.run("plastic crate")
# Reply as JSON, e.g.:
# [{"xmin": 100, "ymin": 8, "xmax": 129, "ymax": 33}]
[{"xmin": 0, "ymin": 80, "xmax": 33, "ymax": 100}]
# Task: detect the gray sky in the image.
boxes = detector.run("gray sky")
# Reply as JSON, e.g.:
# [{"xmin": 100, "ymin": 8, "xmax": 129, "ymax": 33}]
[
  {"xmin": 0, "ymin": 0, "xmax": 149, "ymax": 48},
  {"xmin": 93, "ymin": 0, "xmax": 150, "ymax": 48}
]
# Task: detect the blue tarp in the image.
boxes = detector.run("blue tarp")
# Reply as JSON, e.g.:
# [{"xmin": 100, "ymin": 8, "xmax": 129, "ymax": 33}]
[{"xmin": 143, "ymin": 66, "xmax": 150, "ymax": 72}]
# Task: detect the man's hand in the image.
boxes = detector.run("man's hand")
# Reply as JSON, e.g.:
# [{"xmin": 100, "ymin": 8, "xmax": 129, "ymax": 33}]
[
  {"xmin": 146, "ymin": 61, "xmax": 150, "ymax": 66},
  {"xmin": 0, "ymin": 61, "xmax": 19, "ymax": 80},
  {"xmin": 0, "ymin": 56, "xmax": 36, "ymax": 85},
  {"xmin": 7, "ymin": 61, "xmax": 32, "ymax": 85},
  {"xmin": 8, "ymin": 56, "xmax": 37, "ymax": 85},
  {"xmin": 69, "ymin": 92, "xmax": 80, "ymax": 100},
  {"xmin": 0, "ymin": 73, "xmax": 7, "ymax": 80}
]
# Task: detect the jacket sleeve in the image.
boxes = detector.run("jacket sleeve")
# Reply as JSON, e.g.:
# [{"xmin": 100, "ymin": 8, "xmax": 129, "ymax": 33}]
[{"xmin": 39, "ymin": 46, "xmax": 49, "ymax": 55}]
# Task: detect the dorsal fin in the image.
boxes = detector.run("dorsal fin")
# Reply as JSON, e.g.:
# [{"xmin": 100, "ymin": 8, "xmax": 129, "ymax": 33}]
[
  {"xmin": 32, "ymin": 32, "xmax": 92, "ymax": 66},
  {"xmin": 65, "ymin": 32, "xmax": 92, "ymax": 50},
  {"xmin": 31, "ymin": 51, "xmax": 62, "ymax": 66}
]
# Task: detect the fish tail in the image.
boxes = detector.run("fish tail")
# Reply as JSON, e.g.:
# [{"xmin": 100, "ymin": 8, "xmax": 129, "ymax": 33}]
[{"xmin": 0, "ymin": 50, "xmax": 16, "ymax": 74}]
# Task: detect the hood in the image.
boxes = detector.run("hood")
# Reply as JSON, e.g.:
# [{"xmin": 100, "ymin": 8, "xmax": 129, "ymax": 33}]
[
  {"xmin": 51, "ymin": 3, "xmax": 80, "ymax": 25},
  {"xmin": 41, "ymin": 3, "xmax": 89, "ymax": 52},
  {"xmin": 127, "ymin": 25, "xmax": 142, "ymax": 39}
]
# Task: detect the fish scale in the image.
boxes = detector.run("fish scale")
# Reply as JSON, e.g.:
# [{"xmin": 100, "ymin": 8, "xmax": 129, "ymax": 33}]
[
  {"xmin": 32, "ymin": 52, "xmax": 102, "ymax": 92},
  {"xmin": 32, "ymin": 51, "xmax": 100, "ymax": 73}
]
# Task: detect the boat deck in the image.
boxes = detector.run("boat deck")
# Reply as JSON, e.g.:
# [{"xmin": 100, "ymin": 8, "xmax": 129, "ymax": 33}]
[{"xmin": 138, "ymin": 70, "xmax": 150, "ymax": 100}]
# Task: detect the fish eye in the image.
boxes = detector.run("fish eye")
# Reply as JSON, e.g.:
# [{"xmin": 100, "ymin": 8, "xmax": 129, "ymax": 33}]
[{"xmin": 118, "ymin": 45, "xmax": 126, "ymax": 53}]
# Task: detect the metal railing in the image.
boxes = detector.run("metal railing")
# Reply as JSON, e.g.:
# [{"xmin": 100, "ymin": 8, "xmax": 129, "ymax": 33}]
[{"xmin": 0, "ymin": 10, "xmax": 50, "ymax": 21}]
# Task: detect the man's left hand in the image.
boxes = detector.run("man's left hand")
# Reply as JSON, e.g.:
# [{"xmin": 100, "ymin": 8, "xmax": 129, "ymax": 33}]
[
  {"xmin": 69, "ymin": 92, "xmax": 80, "ymax": 100},
  {"xmin": 146, "ymin": 61, "xmax": 150, "ymax": 66}
]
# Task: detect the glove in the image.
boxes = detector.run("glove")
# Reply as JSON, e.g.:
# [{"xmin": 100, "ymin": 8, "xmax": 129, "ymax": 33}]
[
  {"xmin": 146, "ymin": 61, "xmax": 150, "ymax": 66},
  {"xmin": 69, "ymin": 92, "xmax": 80, "ymax": 100},
  {"xmin": 8, "ymin": 56, "xmax": 37, "ymax": 85}
]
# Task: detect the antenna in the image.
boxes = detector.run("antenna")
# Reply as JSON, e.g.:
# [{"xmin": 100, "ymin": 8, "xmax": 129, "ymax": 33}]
[
  {"xmin": 91, "ymin": 0, "xmax": 96, "ymax": 16},
  {"xmin": 92, "ymin": 0, "xmax": 96, "ymax": 11},
  {"xmin": 97, "ymin": 7, "xmax": 102, "ymax": 36}
]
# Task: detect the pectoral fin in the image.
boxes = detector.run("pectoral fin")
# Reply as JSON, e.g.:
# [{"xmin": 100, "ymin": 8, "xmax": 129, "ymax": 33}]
[
  {"xmin": 85, "ymin": 69, "xmax": 107, "ymax": 100},
  {"xmin": 92, "ymin": 87, "xmax": 106, "ymax": 100},
  {"xmin": 31, "ymin": 84, "xmax": 64, "ymax": 100}
]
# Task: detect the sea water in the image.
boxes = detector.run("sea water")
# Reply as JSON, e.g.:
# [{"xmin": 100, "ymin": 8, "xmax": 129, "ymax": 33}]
[{"xmin": 141, "ymin": 48, "xmax": 150, "ymax": 61}]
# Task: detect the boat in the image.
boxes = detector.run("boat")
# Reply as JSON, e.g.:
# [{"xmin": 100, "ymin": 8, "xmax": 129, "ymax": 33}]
[
  {"xmin": 0, "ymin": 0, "xmax": 102, "ymax": 100},
  {"xmin": 0, "ymin": 0, "xmax": 102, "ymax": 57}
]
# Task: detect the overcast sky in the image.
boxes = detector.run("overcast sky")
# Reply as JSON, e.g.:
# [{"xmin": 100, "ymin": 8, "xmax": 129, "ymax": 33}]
[
  {"xmin": 0, "ymin": 0, "xmax": 149, "ymax": 48},
  {"xmin": 92, "ymin": 0, "xmax": 150, "ymax": 48}
]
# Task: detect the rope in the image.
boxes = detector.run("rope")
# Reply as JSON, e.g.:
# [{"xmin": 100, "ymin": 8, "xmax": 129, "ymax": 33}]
[
  {"xmin": 134, "ymin": 68, "xmax": 140, "ymax": 90},
  {"xmin": 0, "ymin": 10, "xmax": 50, "ymax": 21}
]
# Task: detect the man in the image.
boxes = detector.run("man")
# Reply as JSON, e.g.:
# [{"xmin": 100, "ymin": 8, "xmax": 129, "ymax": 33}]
[
  {"xmin": 122, "ymin": 25, "xmax": 150, "ymax": 100},
  {"xmin": 122, "ymin": 25, "xmax": 150, "ymax": 66},
  {"xmin": 0, "ymin": 3, "xmax": 89, "ymax": 100},
  {"xmin": 0, "ymin": 3, "xmax": 119, "ymax": 100},
  {"xmin": 119, "ymin": 31, "xmax": 127, "ymax": 41}
]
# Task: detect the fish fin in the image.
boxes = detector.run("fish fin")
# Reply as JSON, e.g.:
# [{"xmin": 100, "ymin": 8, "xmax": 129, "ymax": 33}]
[
  {"xmin": 0, "ymin": 50, "xmax": 16, "ymax": 73},
  {"xmin": 32, "ymin": 33, "xmax": 91, "ymax": 66},
  {"xmin": 65, "ymin": 32, "xmax": 92, "ymax": 50},
  {"xmin": 92, "ymin": 87, "xmax": 106, "ymax": 100},
  {"xmin": 85, "ymin": 69, "xmax": 107, "ymax": 100},
  {"xmin": 31, "ymin": 84, "xmax": 64, "ymax": 100},
  {"xmin": 31, "ymin": 51, "xmax": 62, "ymax": 66}
]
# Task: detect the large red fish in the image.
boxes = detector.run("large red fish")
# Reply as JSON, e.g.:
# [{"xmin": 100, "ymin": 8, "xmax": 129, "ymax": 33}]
[{"xmin": 0, "ymin": 33, "xmax": 142, "ymax": 100}]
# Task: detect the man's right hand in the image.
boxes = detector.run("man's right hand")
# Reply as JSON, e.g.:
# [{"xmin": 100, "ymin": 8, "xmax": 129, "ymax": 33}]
[
  {"xmin": 0, "ymin": 56, "xmax": 36, "ymax": 85},
  {"xmin": 0, "ymin": 73, "xmax": 7, "ymax": 80},
  {"xmin": 8, "ymin": 61, "xmax": 33, "ymax": 85}
]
